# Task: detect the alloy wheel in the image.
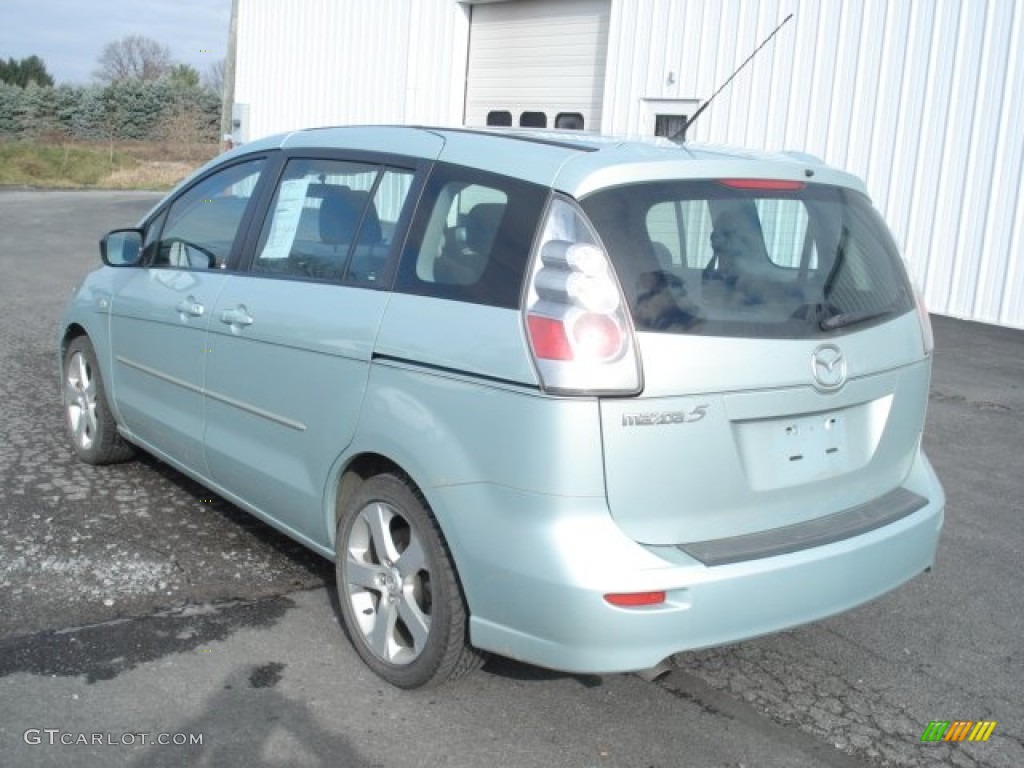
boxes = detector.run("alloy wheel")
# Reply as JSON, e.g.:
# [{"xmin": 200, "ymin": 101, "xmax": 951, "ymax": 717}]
[
  {"xmin": 65, "ymin": 350, "xmax": 98, "ymax": 451},
  {"xmin": 343, "ymin": 501, "xmax": 432, "ymax": 665}
]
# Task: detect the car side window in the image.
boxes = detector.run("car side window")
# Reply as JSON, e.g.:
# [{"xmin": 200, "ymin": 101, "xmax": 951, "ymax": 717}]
[
  {"xmin": 150, "ymin": 158, "xmax": 265, "ymax": 270},
  {"xmin": 252, "ymin": 158, "xmax": 414, "ymax": 285},
  {"xmin": 396, "ymin": 163, "xmax": 548, "ymax": 309},
  {"xmin": 416, "ymin": 183, "xmax": 508, "ymax": 286}
]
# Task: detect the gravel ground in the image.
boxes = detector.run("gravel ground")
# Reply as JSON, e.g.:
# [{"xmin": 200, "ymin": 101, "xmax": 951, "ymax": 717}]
[{"xmin": 0, "ymin": 190, "xmax": 330, "ymax": 639}]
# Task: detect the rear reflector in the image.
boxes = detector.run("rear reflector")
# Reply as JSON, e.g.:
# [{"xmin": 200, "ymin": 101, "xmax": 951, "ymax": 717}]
[
  {"xmin": 718, "ymin": 179, "xmax": 806, "ymax": 190},
  {"xmin": 604, "ymin": 591, "xmax": 666, "ymax": 607}
]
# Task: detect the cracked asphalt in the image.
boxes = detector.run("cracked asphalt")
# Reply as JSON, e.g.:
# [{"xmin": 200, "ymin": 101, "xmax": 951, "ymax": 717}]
[
  {"xmin": 0, "ymin": 190, "xmax": 1021, "ymax": 767},
  {"xmin": 0, "ymin": 191, "xmax": 329, "ymax": 641}
]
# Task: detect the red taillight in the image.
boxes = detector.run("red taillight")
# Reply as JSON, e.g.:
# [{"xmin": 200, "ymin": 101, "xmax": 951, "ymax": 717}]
[
  {"xmin": 528, "ymin": 313, "xmax": 623, "ymax": 361},
  {"xmin": 718, "ymin": 178, "xmax": 806, "ymax": 190},
  {"xmin": 527, "ymin": 315, "xmax": 573, "ymax": 360},
  {"xmin": 604, "ymin": 591, "xmax": 667, "ymax": 607}
]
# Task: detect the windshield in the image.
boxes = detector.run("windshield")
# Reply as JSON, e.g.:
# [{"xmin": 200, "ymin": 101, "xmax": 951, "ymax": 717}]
[{"xmin": 581, "ymin": 181, "xmax": 915, "ymax": 339}]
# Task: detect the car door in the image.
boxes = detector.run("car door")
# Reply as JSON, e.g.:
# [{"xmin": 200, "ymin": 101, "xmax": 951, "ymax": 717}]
[
  {"xmin": 109, "ymin": 157, "xmax": 268, "ymax": 473},
  {"xmin": 203, "ymin": 155, "xmax": 422, "ymax": 541}
]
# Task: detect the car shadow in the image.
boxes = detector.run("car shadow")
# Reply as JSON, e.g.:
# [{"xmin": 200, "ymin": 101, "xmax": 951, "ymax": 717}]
[
  {"xmin": 135, "ymin": 452, "xmax": 334, "ymax": 585},
  {"xmin": 140, "ymin": 453, "xmax": 606, "ymax": 691},
  {"xmin": 480, "ymin": 655, "xmax": 605, "ymax": 687}
]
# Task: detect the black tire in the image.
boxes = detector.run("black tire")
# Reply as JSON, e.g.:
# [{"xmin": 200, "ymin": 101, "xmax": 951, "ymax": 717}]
[
  {"xmin": 335, "ymin": 473, "xmax": 484, "ymax": 688},
  {"xmin": 62, "ymin": 336, "xmax": 135, "ymax": 465}
]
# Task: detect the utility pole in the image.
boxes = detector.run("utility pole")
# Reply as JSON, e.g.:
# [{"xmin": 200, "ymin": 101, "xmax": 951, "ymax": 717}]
[{"xmin": 219, "ymin": 0, "xmax": 238, "ymax": 149}]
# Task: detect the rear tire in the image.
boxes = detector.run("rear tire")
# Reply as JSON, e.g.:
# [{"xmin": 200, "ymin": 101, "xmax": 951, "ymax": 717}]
[
  {"xmin": 63, "ymin": 336, "xmax": 135, "ymax": 465},
  {"xmin": 335, "ymin": 473, "xmax": 484, "ymax": 688}
]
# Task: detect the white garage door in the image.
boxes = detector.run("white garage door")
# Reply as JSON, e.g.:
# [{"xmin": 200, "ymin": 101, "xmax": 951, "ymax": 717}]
[{"xmin": 464, "ymin": 0, "xmax": 610, "ymax": 132}]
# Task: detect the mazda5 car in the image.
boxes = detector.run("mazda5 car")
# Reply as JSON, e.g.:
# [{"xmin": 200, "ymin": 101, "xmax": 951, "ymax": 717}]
[{"xmin": 59, "ymin": 126, "xmax": 944, "ymax": 688}]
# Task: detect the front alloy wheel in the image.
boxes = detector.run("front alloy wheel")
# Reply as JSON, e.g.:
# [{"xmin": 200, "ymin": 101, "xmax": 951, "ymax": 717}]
[
  {"xmin": 63, "ymin": 336, "xmax": 135, "ymax": 465},
  {"xmin": 65, "ymin": 346, "xmax": 99, "ymax": 453},
  {"xmin": 336, "ymin": 474, "xmax": 483, "ymax": 688}
]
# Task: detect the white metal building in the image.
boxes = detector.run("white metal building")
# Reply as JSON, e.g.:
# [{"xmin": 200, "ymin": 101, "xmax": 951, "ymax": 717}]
[{"xmin": 232, "ymin": 0, "xmax": 1024, "ymax": 329}]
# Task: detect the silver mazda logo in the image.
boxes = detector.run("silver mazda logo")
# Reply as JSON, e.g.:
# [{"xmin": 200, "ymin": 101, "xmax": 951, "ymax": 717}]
[{"xmin": 811, "ymin": 344, "xmax": 847, "ymax": 391}]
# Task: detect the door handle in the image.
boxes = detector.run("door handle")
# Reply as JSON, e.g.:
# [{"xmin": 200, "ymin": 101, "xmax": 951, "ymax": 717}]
[
  {"xmin": 220, "ymin": 306, "xmax": 254, "ymax": 327},
  {"xmin": 175, "ymin": 297, "xmax": 204, "ymax": 317}
]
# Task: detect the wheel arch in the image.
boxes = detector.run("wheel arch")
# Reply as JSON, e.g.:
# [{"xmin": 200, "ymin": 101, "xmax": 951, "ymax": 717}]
[
  {"xmin": 328, "ymin": 450, "xmax": 477, "ymax": 613},
  {"xmin": 58, "ymin": 323, "xmax": 89, "ymax": 373},
  {"xmin": 331, "ymin": 452, "xmax": 404, "ymax": 542},
  {"xmin": 60, "ymin": 328, "xmax": 136, "ymax": 464},
  {"xmin": 61, "ymin": 322, "xmax": 88, "ymax": 346},
  {"xmin": 58, "ymin": 321, "xmax": 119, "ymax": 419}
]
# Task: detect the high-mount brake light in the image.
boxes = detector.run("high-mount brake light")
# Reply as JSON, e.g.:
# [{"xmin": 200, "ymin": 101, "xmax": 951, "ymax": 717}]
[
  {"xmin": 524, "ymin": 196, "xmax": 641, "ymax": 395},
  {"xmin": 718, "ymin": 179, "xmax": 806, "ymax": 191}
]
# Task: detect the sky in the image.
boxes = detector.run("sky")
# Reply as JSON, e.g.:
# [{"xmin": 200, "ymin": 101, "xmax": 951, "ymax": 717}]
[{"xmin": 0, "ymin": 0, "xmax": 233, "ymax": 85}]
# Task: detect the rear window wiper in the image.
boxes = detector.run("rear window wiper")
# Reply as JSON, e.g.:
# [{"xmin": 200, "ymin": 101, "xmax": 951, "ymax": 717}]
[{"xmin": 819, "ymin": 307, "xmax": 894, "ymax": 331}]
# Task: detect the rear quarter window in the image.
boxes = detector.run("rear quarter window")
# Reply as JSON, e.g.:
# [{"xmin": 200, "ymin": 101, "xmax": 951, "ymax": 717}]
[
  {"xmin": 582, "ymin": 181, "xmax": 915, "ymax": 338},
  {"xmin": 395, "ymin": 163, "xmax": 548, "ymax": 309}
]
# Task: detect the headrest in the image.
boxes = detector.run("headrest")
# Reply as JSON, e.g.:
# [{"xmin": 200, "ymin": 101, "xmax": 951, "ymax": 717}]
[
  {"xmin": 464, "ymin": 203, "xmax": 505, "ymax": 254},
  {"xmin": 319, "ymin": 187, "xmax": 382, "ymax": 245}
]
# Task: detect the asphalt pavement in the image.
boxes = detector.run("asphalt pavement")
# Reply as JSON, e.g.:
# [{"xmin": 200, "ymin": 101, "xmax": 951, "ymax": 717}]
[{"xmin": 0, "ymin": 189, "xmax": 1021, "ymax": 768}]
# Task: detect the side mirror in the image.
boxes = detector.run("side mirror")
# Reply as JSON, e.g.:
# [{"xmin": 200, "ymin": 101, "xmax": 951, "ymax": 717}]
[{"xmin": 100, "ymin": 229, "xmax": 144, "ymax": 267}]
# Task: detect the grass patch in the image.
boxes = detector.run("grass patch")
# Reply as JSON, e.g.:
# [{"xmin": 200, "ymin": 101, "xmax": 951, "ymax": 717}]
[
  {"xmin": 0, "ymin": 140, "xmax": 138, "ymax": 187},
  {"xmin": 0, "ymin": 139, "xmax": 218, "ymax": 190},
  {"xmin": 97, "ymin": 161, "xmax": 198, "ymax": 190}
]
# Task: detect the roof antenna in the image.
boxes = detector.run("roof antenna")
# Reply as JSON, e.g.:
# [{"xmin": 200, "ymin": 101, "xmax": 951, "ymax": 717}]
[{"xmin": 672, "ymin": 13, "xmax": 794, "ymax": 143}]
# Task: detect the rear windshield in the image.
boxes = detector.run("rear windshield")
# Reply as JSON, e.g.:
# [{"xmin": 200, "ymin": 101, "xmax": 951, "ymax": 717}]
[{"xmin": 581, "ymin": 181, "xmax": 915, "ymax": 338}]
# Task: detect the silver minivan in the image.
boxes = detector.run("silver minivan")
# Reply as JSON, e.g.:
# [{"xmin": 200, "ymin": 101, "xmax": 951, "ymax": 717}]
[{"xmin": 59, "ymin": 126, "xmax": 944, "ymax": 688}]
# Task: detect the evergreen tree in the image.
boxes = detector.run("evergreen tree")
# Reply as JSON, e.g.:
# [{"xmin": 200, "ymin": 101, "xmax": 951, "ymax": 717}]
[
  {"xmin": 169, "ymin": 64, "xmax": 201, "ymax": 88},
  {"xmin": 0, "ymin": 83, "xmax": 19, "ymax": 134},
  {"xmin": 14, "ymin": 82, "xmax": 58, "ymax": 136},
  {"xmin": 72, "ymin": 86, "xmax": 107, "ymax": 140},
  {"xmin": 53, "ymin": 85, "xmax": 82, "ymax": 136},
  {"xmin": 0, "ymin": 77, "xmax": 220, "ymax": 142},
  {"xmin": 0, "ymin": 55, "xmax": 55, "ymax": 87}
]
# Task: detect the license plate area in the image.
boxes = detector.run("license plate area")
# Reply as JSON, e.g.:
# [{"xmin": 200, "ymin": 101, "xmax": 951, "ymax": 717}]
[{"xmin": 733, "ymin": 407, "xmax": 870, "ymax": 490}]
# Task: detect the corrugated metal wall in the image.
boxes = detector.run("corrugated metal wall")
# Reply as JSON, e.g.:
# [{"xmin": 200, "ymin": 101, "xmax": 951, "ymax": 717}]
[
  {"xmin": 234, "ymin": 0, "xmax": 468, "ymax": 138},
  {"xmin": 603, "ymin": 0, "xmax": 1024, "ymax": 328},
  {"xmin": 235, "ymin": 0, "xmax": 1022, "ymax": 328}
]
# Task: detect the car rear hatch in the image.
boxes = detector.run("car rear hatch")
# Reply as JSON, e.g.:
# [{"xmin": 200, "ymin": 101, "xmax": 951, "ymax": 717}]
[{"xmin": 572, "ymin": 178, "xmax": 933, "ymax": 551}]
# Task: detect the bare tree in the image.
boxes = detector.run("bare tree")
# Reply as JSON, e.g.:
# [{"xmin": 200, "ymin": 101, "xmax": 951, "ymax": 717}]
[
  {"xmin": 161, "ymin": 101, "xmax": 206, "ymax": 162},
  {"xmin": 94, "ymin": 35, "xmax": 173, "ymax": 83},
  {"xmin": 204, "ymin": 57, "xmax": 226, "ymax": 97}
]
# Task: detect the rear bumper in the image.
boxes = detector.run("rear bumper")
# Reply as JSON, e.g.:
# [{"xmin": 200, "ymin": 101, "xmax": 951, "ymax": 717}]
[{"xmin": 432, "ymin": 451, "xmax": 944, "ymax": 675}]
